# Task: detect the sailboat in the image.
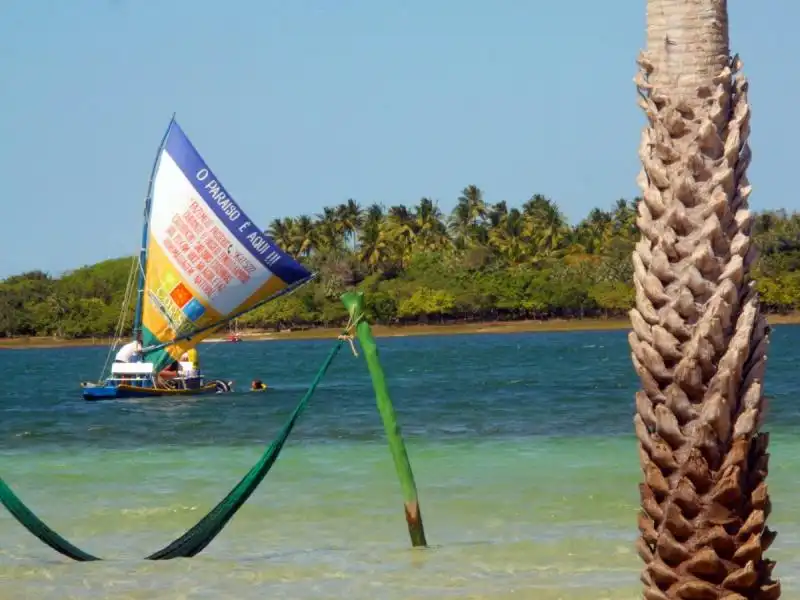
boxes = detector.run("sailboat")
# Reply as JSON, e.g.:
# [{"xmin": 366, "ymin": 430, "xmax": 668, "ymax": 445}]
[{"xmin": 81, "ymin": 116, "xmax": 313, "ymax": 401}]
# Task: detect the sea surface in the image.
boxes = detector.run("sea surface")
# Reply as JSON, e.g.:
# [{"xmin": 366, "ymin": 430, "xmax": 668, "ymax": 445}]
[{"xmin": 2, "ymin": 326, "xmax": 800, "ymax": 599}]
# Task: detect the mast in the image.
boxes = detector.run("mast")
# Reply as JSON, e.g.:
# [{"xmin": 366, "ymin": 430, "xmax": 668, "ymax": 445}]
[{"xmin": 132, "ymin": 114, "xmax": 176, "ymax": 345}]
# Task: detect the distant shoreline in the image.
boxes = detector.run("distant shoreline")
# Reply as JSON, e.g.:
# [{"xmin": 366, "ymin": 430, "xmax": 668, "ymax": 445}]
[{"xmin": 2, "ymin": 313, "xmax": 799, "ymax": 350}]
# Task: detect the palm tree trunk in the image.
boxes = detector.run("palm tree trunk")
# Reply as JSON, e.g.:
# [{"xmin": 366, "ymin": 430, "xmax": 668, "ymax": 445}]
[{"xmin": 631, "ymin": 1, "xmax": 780, "ymax": 598}]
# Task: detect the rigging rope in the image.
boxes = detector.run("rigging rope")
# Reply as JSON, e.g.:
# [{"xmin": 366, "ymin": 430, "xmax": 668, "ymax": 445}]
[
  {"xmin": 98, "ymin": 255, "xmax": 139, "ymax": 381},
  {"xmin": 0, "ymin": 338, "xmax": 345, "ymax": 561}
]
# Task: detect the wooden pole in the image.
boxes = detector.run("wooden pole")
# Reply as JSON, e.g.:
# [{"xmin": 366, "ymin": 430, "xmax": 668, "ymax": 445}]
[{"xmin": 341, "ymin": 291, "xmax": 428, "ymax": 547}]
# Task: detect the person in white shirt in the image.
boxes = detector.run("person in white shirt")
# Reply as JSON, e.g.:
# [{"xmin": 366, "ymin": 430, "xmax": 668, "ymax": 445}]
[{"xmin": 114, "ymin": 340, "xmax": 142, "ymax": 363}]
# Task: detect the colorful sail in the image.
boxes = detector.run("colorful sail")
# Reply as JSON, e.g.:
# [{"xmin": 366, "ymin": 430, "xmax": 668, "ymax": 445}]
[{"xmin": 140, "ymin": 119, "xmax": 311, "ymax": 370}]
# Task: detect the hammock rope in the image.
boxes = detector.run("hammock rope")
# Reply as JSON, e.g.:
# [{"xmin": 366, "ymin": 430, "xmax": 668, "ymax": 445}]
[{"xmin": 0, "ymin": 338, "xmax": 345, "ymax": 561}]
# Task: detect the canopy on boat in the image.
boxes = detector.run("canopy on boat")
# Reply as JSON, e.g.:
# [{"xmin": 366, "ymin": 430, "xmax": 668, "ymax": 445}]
[{"xmin": 135, "ymin": 119, "xmax": 312, "ymax": 371}]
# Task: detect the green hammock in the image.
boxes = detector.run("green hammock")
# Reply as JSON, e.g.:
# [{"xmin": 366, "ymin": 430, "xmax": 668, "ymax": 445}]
[{"xmin": 0, "ymin": 339, "xmax": 344, "ymax": 561}]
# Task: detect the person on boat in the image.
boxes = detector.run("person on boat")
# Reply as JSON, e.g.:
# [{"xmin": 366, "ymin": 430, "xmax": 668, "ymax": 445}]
[
  {"xmin": 178, "ymin": 347, "xmax": 201, "ymax": 388},
  {"xmin": 156, "ymin": 360, "xmax": 180, "ymax": 387},
  {"xmin": 114, "ymin": 340, "xmax": 142, "ymax": 363},
  {"xmin": 180, "ymin": 347, "xmax": 200, "ymax": 374},
  {"xmin": 250, "ymin": 379, "xmax": 267, "ymax": 391}
]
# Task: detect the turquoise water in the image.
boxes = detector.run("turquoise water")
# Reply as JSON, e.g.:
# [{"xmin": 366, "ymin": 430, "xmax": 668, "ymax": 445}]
[{"xmin": 2, "ymin": 327, "xmax": 800, "ymax": 599}]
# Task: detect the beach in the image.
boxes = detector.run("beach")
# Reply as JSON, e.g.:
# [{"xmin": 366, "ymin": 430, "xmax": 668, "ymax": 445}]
[{"xmin": 3, "ymin": 312, "xmax": 800, "ymax": 350}]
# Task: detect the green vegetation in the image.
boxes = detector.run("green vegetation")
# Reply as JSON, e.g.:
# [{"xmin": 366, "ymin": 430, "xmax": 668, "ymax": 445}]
[{"xmin": 2, "ymin": 187, "xmax": 799, "ymax": 339}]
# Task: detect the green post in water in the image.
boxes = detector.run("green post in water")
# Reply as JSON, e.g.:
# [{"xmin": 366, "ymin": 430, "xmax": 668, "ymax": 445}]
[{"xmin": 341, "ymin": 291, "xmax": 428, "ymax": 548}]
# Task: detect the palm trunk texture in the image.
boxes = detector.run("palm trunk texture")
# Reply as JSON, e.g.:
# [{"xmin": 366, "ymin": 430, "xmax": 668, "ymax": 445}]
[{"xmin": 631, "ymin": 1, "xmax": 780, "ymax": 598}]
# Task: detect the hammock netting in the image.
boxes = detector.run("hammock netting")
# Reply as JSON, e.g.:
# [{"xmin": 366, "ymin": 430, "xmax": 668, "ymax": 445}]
[{"xmin": 0, "ymin": 340, "xmax": 344, "ymax": 561}]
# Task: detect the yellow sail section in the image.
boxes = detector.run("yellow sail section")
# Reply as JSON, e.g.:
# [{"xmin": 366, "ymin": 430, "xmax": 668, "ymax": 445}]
[{"xmin": 141, "ymin": 234, "xmax": 222, "ymax": 365}]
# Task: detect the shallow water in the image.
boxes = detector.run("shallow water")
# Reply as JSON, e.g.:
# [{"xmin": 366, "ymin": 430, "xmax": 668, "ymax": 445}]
[{"xmin": 2, "ymin": 327, "xmax": 800, "ymax": 599}]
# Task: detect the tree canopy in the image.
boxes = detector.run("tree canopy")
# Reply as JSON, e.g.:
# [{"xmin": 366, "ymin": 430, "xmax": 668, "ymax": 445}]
[{"xmin": 1, "ymin": 188, "xmax": 798, "ymax": 338}]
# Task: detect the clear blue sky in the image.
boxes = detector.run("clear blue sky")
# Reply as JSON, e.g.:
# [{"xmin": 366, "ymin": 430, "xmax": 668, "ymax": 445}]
[{"xmin": 0, "ymin": 1, "xmax": 796, "ymax": 278}]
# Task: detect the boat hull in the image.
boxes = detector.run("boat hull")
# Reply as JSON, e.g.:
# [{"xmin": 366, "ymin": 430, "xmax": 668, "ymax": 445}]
[{"xmin": 82, "ymin": 382, "xmax": 219, "ymax": 401}]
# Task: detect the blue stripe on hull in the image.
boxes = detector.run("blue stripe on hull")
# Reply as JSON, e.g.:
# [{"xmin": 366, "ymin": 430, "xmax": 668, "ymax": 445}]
[
  {"xmin": 81, "ymin": 384, "xmax": 169, "ymax": 401},
  {"xmin": 81, "ymin": 386, "xmax": 122, "ymax": 401},
  {"xmin": 81, "ymin": 382, "xmax": 220, "ymax": 401}
]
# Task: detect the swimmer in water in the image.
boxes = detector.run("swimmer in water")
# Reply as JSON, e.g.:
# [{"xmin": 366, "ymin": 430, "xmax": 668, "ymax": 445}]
[{"xmin": 250, "ymin": 379, "xmax": 267, "ymax": 391}]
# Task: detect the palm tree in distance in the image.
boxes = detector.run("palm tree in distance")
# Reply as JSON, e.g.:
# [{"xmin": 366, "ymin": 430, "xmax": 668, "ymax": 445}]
[
  {"xmin": 522, "ymin": 194, "xmax": 568, "ymax": 257},
  {"xmin": 489, "ymin": 207, "xmax": 527, "ymax": 264},
  {"xmin": 448, "ymin": 185, "xmax": 487, "ymax": 248},
  {"xmin": 414, "ymin": 198, "xmax": 450, "ymax": 253},
  {"xmin": 315, "ymin": 206, "xmax": 344, "ymax": 253},
  {"xmin": 386, "ymin": 205, "xmax": 417, "ymax": 267},
  {"xmin": 266, "ymin": 218, "xmax": 293, "ymax": 255},
  {"xmin": 292, "ymin": 215, "xmax": 315, "ymax": 257},
  {"xmin": 359, "ymin": 203, "xmax": 387, "ymax": 270},
  {"xmin": 631, "ymin": 0, "xmax": 779, "ymax": 598},
  {"xmin": 337, "ymin": 199, "xmax": 364, "ymax": 251}
]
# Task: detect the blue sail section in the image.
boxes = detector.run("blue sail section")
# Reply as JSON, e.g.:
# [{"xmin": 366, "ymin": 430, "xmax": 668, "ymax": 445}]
[{"xmin": 164, "ymin": 121, "xmax": 311, "ymax": 285}]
